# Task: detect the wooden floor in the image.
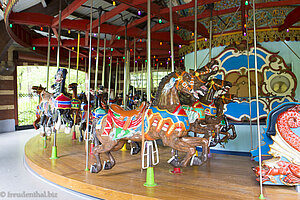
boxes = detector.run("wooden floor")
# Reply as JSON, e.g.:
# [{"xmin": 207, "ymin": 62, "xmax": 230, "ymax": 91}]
[{"xmin": 25, "ymin": 132, "xmax": 300, "ymax": 200}]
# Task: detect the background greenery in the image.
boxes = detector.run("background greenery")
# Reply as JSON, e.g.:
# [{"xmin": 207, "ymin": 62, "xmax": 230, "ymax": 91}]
[{"xmin": 17, "ymin": 66, "xmax": 86, "ymax": 126}]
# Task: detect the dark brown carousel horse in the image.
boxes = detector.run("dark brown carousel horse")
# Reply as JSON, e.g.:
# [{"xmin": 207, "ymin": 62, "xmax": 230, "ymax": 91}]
[
  {"xmin": 213, "ymin": 94, "xmax": 237, "ymax": 143},
  {"xmin": 181, "ymin": 78, "xmax": 236, "ymax": 147},
  {"xmin": 90, "ymin": 69, "xmax": 211, "ymax": 173},
  {"xmin": 188, "ymin": 93, "xmax": 237, "ymax": 147}
]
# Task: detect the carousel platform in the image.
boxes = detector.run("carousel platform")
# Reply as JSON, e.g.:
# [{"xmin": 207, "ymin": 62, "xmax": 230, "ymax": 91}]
[{"xmin": 25, "ymin": 132, "xmax": 299, "ymax": 200}]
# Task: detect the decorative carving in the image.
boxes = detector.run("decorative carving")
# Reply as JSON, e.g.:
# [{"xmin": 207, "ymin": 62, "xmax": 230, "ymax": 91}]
[
  {"xmin": 252, "ymin": 103, "xmax": 300, "ymax": 186},
  {"xmin": 211, "ymin": 46, "xmax": 296, "ymax": 121},
  {"xmin": 179, "ymin": 28, "xmax": 300, "ymax": 56}
]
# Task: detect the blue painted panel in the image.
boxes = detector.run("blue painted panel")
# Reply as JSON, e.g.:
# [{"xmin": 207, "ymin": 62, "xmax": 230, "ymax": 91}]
[
  {"xmin": 215, "ymin": 74, "xmax": 222, "ymax": 79},
  {"xmin": 271, "ymin": 99, "xmax": 291, "ymax": 110},
  {"xmin": 266, "ymin": 71, "xmax": 274, "ymax": 79},
  {"xmin": 256, "ymin": 49, "xmax": 268, "ymax": 58},
  {"xmin": 219, "ymin": 51, "xmax": 233, "ymax": 62},
  {"xmin": 222, "ymin": 55, "xmax": 266, "ymax": 71},
  {"xmin": 225, "ymin": 101, "xmax": 267, "ymax": 120}
]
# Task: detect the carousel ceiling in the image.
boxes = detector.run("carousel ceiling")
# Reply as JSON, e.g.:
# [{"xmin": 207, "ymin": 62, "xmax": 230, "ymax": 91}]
[{"xmin": 1, "ymin": 0, "xmax": 300, "ymax": 67}]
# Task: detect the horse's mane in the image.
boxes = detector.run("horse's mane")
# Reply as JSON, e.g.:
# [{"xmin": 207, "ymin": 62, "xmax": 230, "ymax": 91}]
[{"xmin": 153, "ymin": 72, "xmax": 176, "ymax": 106}]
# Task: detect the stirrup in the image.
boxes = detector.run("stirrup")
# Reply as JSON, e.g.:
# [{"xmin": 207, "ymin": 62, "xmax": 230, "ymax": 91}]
[{"xmin": 142, "ymin": 140, "xmax": 159, "ymax": 169}]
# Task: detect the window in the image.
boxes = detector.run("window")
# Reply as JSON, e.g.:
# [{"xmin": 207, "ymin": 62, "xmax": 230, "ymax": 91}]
[{"xmin": 130, "ymin": 70, "xmax": 169, "ymax": 89}]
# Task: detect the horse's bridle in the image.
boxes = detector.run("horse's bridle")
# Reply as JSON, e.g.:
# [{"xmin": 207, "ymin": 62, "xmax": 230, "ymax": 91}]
[
  {"xmin": 221, "ymin": 94, "xmax": 232, "ymax": 104},
  {"xmin": 208, "ymin": 80, "xmax": 225, "ymax": 91},
  {"xmin": 194, "ymin": 65, "xmax": 211, "ymax": 83},
  {"xmin": 175, "ymin": 71, "xmax": 194, "ymax": 92}
]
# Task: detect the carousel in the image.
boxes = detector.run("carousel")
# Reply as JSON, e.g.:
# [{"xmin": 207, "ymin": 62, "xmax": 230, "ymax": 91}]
[{"xmin": 3, "ymin": 0, "xmax": 300, "ymax": 199}]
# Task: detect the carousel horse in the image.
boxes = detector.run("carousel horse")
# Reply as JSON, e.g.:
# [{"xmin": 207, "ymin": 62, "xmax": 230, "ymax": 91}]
[
  {"xmin": 181, "ymin": 78, "xmax": 236, "ymax": 147},
  {"xmin": 35, "ymin": 68, "xmax": 73, "ymax": 136},
  {"xmin": 51, "ymin": 68, "xmax": 73, "ymax": 134},
  {"xmin": 78, "ymin": 92, "xmax": 89, "ymax": 142},
  {"xmin": 78, "ymin": 91, "xmax": 102, "ymax": 142},
  {"xmin": 90, "ymin": 69, "xmax": 211, "ymax": 173},
  {"xmin": 188, "ymin": 93, "xmax": 237, "ymax": 147},
  {"xmin": 68, "ymin": 83, "xmax": 81, "ymax": 123},
  {"xmin": 32, "ymin": 85, "xmax": 46, "ymax": 130},
  {"xmin": 68, "ymin": 83, "xmax": 81, "ymax": 138},
  {"xmin": 97, "ymin": 86, "xmax": 108, "ymax": 110}
]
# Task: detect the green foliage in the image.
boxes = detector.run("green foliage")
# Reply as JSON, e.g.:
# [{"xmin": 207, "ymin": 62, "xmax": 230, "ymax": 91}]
[
  {"xmin": 17, "ymin": 94, "xmax": 39, "ymax": 126},
  {"xmin": 17, "ymin": 66, "xmax": 86, "ymax": 94},
  {"xmin": 17, "ymin": 66, "xmax": 86, "ymax": 126}
]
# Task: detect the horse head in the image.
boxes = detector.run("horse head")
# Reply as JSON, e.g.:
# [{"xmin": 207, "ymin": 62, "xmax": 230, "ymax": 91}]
[
  {"xmin": 208, "ymin": 79, "xmax": 232, "ymax": 98},
  {"xmin": 55, "ymin": 68, "xmax": 67, "ymax": 82},
  {"xmin": 175, "ymin": 69, "xmax": 209, "ymax": 100},
  {"xmin": 32, "ymin": 85, "xmax": 46, "ymax": 95},
  {"xmin": 154, "ymin": 70, "xmax": 208, "ymax": 112},
  {"xmin": 68, "ymin": 83, "xmax": 78, "ymax": 90},
  {"xmin": 194, "ymin": 60, "xmax": 219, "ymax": 83}
]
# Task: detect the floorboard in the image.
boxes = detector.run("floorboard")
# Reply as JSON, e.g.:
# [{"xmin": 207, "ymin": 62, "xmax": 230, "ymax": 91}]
[{"xmin": 24, "ymin": 132, "xmax": 300, "ymax": 200}]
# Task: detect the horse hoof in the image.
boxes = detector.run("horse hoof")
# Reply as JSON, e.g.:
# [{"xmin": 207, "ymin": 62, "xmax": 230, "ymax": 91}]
[
  {"xmin": 130, "ymin": 147, "xmax": 141, "ymax": 155},
  {"xmin": 168, "ymin": 156, "xmax": 180, "ymax": 167},
  {"xmin": 40, "ymin": 132, "xmax": 45, "ymax": 137},
  {"xmin": 90, "ymin": 164, "xmax": 99, "ymax": 173},
  {"xmin": 35, "ymin": 124, "xmax": 40, "ymax": 130},
  {"xmin": 209, "ymin": 141, "xmax": 218, "ymax": 147},
  {"xmin": 103, "ymin": 161, "xmax": 113, "ymax": 170},
  {"xmin": 190, "ymin": 155, "xmax": 203, "ymax": 166}
]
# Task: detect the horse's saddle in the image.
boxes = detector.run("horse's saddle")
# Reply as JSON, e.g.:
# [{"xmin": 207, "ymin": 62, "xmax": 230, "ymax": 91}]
[
  {"xmin": 110, "ymin": 102, "xmax": 146, "ymax": 118},
  {"xmin": 109, "ymin": 102, "xmax": 147, "ymax": 131},
  {"xmin": 71, "ymin": 98, "xmax": 81, "ymax": 109}
]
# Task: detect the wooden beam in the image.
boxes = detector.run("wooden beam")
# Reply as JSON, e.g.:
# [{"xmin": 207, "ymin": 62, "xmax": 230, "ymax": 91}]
[
  {"xmin": 52, "ymin": 28, "xmax": 62, "ymax": 46},
  {"xmin": 278, "ymin": 6, "xmax": 300, "ymax": 31},
  {"xmin": 141, "ymin": 22, "xmax": 170, "ymax": 36},
  {"xmin": 9, "ymin": 12, "xmax": 53, "ymax": 26},
  {"xmin": 118, "ymin": 0, "xmax": 209, "ymax": 37},
  {"xmin": 52, "ymin": 0, "xmax": 88, "ymax": 27},
  {"xmin": 160, "ymin": 0, "xmax": 221, "ymax": 14},
  {"xmin": 88, "ymin": 4, "xmax": 131, "ymax": 30},
  {"xmin": 116, "ymin": 15, "xmax": 149, "ymax": 34}
]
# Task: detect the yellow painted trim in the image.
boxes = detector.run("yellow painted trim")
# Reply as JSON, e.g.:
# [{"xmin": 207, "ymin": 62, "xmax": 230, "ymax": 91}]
[
  {"xmin": 190, "ymin": 28, "xmax": 300, "ymax": 44},
  {"xmin": 0, "ymin": 105, "xmax": 14, "ymax": 110},
  {"xmin": 0, "ymin": 75, "xmax": 14, "ymax": 81},
  {"xmin": 0, "ymin": 90, "xmax": 14, "ymax": 95}
]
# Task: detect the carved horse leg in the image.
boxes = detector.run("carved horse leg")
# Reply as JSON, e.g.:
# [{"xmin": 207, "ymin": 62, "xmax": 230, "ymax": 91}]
[
  {"xmin": 102, "ymin": 140, "xmax": 126, "ymax": 170},
  {"xmin": 90, "ymin": 116, "xmax": 121, "ymax": 173},
  {"xmin": 79, "ymin": 119, "xmax": 85, "ymax": 142},
  {"xmin": 33, "ymin": 116, "xmax": 40, "ymax": 130},
  {"xmin": 180, "ymin": 137, "xmax": 209, "ymax": 165},
  {"xmin": 90, "ymin": 136, "xmax": 119, "ymax": 173},
  {"xmin": 228, "ymin": 124, "xmax": 237, "ymax": 140},
  {"xmin": 161, "ymin": 132, "xmax": 196, "ymax": 168},
  {"xmin": 220, "ymin": 125, "xmax": 237, "ymax": 143}
]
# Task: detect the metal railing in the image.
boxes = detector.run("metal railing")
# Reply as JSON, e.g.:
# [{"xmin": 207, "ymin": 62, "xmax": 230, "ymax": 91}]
[{"xmin": 17, "ymin": 93, "xmax": 39, "ymax": 126}]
